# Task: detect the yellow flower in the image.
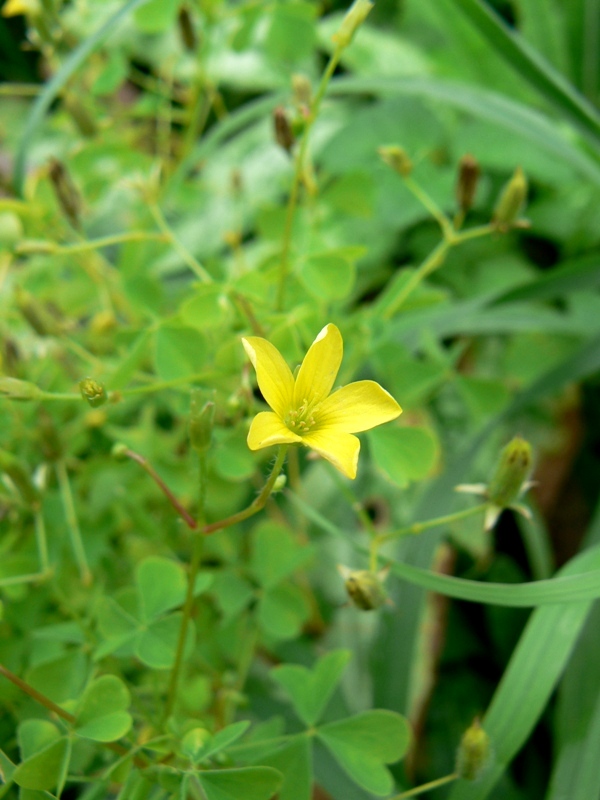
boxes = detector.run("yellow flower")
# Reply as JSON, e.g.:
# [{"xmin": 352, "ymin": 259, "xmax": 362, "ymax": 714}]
[
  {"xmin": 2, "ymin": 0, "xmax": 39, "ymax": 16},
  {"xmin": 242, "ymin": 323, "xmax": 402, "ymax": 479}
]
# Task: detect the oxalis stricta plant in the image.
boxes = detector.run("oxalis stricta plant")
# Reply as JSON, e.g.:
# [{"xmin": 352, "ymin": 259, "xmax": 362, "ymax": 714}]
[{"xmin": 2, "ymin": 0, "xmax": 600, "ymax": 798}]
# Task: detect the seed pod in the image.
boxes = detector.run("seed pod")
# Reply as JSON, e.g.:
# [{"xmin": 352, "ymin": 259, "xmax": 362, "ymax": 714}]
[
  {"xmin": 48, "ymin": 157, "xmax": 83, "ymax": 229},
  {"xmin": 273, "ymin": 106, "xmax": 295, "ymax": 153},
  {"xmin": 378, "ymin": 146, "xmax": 412, "ymax": 177},
  {"xmin": 456, "ymin": 154, "xmax": 480, "ymax": 214},
  {"xmin": 15, "ymin": 287, "xmax": 63, "ymax": 337},
  {"xmin": 339, "ymin": 566, "xmax": 388, "ymax": 611},
  {"xmin": 178, "ymin": 6, "xmax": 197, "ymax": 51},
  {"xmin": 493, "ymin": 166, "xmax": 527, "ymax": 230},
  {"xmin": 332, "ymin": 0, "xmax": 374, "ymax": 48},
  {"xmin": 487, "ymin": 436, "xmax": 532, "ymax": 509},
  {"xmin": 79, "ymin": 377, "xmax": 108, "ymax": 408},
  {"xmin": 456, "ymin": 718, "xmax": 491, "ymax": 781},
  {"xmin": 0, "ymin": 377, "xmax": 41, "ymax": 401},
  {"xmin": 189, "ymin": 389, "xmax": 216, "ymax": 453}
]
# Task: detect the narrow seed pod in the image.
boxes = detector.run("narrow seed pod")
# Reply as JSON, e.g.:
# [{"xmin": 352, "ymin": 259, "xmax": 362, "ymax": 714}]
[
  {"xmin": 48, "ymin": 157, "xmax": 83, "ymax": 229},
  {"xmin": 456, "ymin": 718, "xmax": 491, "ymax": 781},
  {"xmin": 0, "ymin": 450, "xmax": 40, "ymax": 507},
  {"xmin": 487, "ymin": 436, "xmax": 532, "ymax": 509},
  {"xmin": 273, "ymin": 106, "xmax": 295, "ymax": 153},
  {"xmin": 189, "ymin": 389, "xmax": 216, "ymax": 453},
  {"xmin": 492, "ymin": 166, "xmax": 527, "ymax": 230},
  {"xmin": 178, "ymin": 6, "xmax": 197, "ymax": 52},
  {"xmin": 332, "ymin": 0, "xmax": 374, "ymax": 48},
  {"xmin": 456, "ymin": 154, "xmax": 480, "ymax": 214},
  {"xmin": 79, "ymin": 378, "xmax": 108, "ymax": 408},
  {"xmin": 378, "ymin": 146, "xmax": 412, "ymax": 177},
  {"xmin": 15, "ymin": 287, "xmax": 63, "ymax": 336}
]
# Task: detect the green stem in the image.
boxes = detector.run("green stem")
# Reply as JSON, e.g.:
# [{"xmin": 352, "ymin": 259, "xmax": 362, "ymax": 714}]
[
  {"xmin": 149, "ymin": 203, "xmax": 212, "ymax": 283},
  {"xmin": 0, "ymin": 571, "xmax": 49, "ymax": 587},
  {"xmin": 56, "ymin": 460, "xmax": 92, "ymax": 585},
  {"xmin": 376, "ymin": 504, "xmax": 487, "ymax": 546},
  {"xmin": 276, "ymin": 45, "xmax": 344, "ymax": 311},
  {"xmin": 16, "ymin": 231, "xmax": 168, "ymax": 256},
  {"xmin": 391, "ymin": 772, "xmax": 459, "ymax": 799},
  {"xmin": 202, "ymin": 446, "xmax": 288, "ymax": 534},
  {"xmin": 122, "ymin": 448, "xmax": 197, "ymax": 530},
  {"xmin": 164, "ymin": 452, "xmax": 207, "ymax": 720},
  {"xmin": 34, "ymin": 508, "xmax": 50, "ymax": 574},
  {"xmin": 38, "ymin": 371, "xmax": 214, "ymax": 403},
  {"xmin": 403, "ymin": 176, "xmax": 454, "ymax": 239}
]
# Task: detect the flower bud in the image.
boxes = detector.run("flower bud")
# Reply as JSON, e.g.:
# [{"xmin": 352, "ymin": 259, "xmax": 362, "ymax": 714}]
[
  {"xmin": 178, "ymin": 5, "xmax": 197, "ymax": 51},
  {"xmin": 456, "ymin": 718, "xmax": 491, "ymax": 781},
  {"xmin": 493, "ymin": 166, "xmax": 527, "ymax": 230},
  {"xmin": 189, "ymin": 389, "xmax": 215, "ymax": 453},
  {"xmin": 111, "ymin": 443, "xmax": 130, "ymax": 461},
  {"xmin": 0, "ymin": 450, "xmax": 40, "ymax": 506},
  {"xmin": 273, "ymin": 474, "xmax": 287, "ymax": 492},
  {"xmin": 378, "ymin": 146, "xmax": 412, "ymax": 177},
  {"xmin": 487, "ymin": 436, "xmax": 532, "ymax": 509},
  {"xmin": 273, "ymin": 106, "xmax": 295, "ymax": 153},
  {"xmin": 48, "ymin": 157, "xmax": 83, "ymax": 229},
  {"xmin": 338, "ymin": 566, "xmax": 388, "ymax": 611},
  {"xmin": 456, "ymin": 154, "xmax": 480, "ymax": 214},
  {"xmin": 332, "ymin": 0, "xmax": 374, "ymax": 48},
  {"xmin": 0, "ymin": 377, "xmax": 41, "ymax": 401},
  {"xmin": 79, "ymin": 377, "xmax": 108, "ymax": 408},
  {"xmin": 292, "ymin": 74, "xmax": 312, "ymax": 108}
]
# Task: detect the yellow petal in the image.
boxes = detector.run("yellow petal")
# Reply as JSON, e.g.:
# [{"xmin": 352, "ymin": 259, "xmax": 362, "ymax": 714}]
[
  {"xmin": 2, "ymin": 0, "xmax": 36, "ymax": 14},
  {"xmin": 247, "ymin": 411, "xmax": 302, "ymax": 450},
  {"xmin": 316, "ymin": 380, "xmax": 402, "ymax": 433},
  {"xmin": 293, "ymin": 323, "xmax": 342, "ymax": 408},
  {"xmin": 242, "ymin": 336, "xmax": 294, "ymax": 418},
  {"xmin": 301, "ymin": 429, "xmax": 360, "ymax": 479}
]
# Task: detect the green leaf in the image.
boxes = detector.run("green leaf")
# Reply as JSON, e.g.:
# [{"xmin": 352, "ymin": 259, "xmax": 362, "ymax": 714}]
[
  {"xmin": 272, "ymin": 650, "xmax": 351, "ymax": 726},
  {"xmin": 190, "ymin": 721, "xmax": 251, "ymax": 763},
  {"xmin": 0, "ymin": 748, "xmax": 15, "ymax": 784},
  {"xmin": 134, "ymin": 0, "xmax": 179, "ymax": 33},
  {"xmin": 198, "ymin": 767, "xmax": 282, "ymax": 800},
  {"xmin": 299, "ymin": 254, "xmax": 356, "ymax": 302},
  {"xmin": 318, "ymin": 710, "xmax": 411, "ymax": 795},
  {"xmin": 154, "ymin": 324, "xmax": 207, "ymax": 381},
  {"xmin": 369, "ymin": 426, "xmax": 438, "ymax": 487},
  {"xmin": 251, "ymin": 522, "xmax": 314, "ymax": 589},
  {"xmin": 18, "ymin": 720, "xmax": 61, "ymax": 760},
  {"xmin": 136, "ymin": 556, "xmax": 187, "ymax": 621},
  {"xmin": 180, "ymin": 284, "xmax": 232, "ymax": 330},
  {"xmin": 258, "ymin": 583, "xmax": 311, "ymax": 641},
  {"xmin": 26, "ymin": 651, "xmax": 87, "ymax": 704},
  {"xmin": 135, "ymin": 612, "xmax": 193, "ymax": 669},
  {"xmin": 12, "ymin": 741, "xmax": 69, "ymax": 792},
  {"xmin": 265, "ymin": 2, "xmax": 317, "ymax": 63},
  {"xmin": 260, "ymin": 737, "xmax": 312, "ymax": 800},
  {"xmin": 75, "ymin": 675, "xmax": 132, "ymax": 742}
]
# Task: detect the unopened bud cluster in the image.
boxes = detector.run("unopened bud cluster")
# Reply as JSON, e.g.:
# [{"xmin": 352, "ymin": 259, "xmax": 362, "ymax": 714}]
[
  {"xmin": 79, "ymin": 378, "xmax": 108, "ymax": 408},
  {"xmin": 338, "ymin": 565, "xmax": 388, "ymax": 611},
  {"xmin": 488, "ymin": 436, "xmax": 532, "ymax": 510},
  {"xmin": 456, "ymin": 718, "xmax": 491, "ymax": 781},
  {"xmin": 493, "ymin": 166, "xmax": 528, "ymax": 230}
]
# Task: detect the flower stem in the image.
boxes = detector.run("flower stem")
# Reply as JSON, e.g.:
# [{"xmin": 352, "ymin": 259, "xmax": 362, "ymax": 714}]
[
  {"xmin": 149, "ymin": 203, "xmax": 212, "ymax": 283},
  {"xmin": 202, "ymin": 446, "xmax": 288, "ymax": 534},
  {"xmin": 276, "ymin": 45, "xmax": 344, "ymax": 311},
  {"xmin": 34, "ymin": 508, "xmax": 50, "ymax": 574},
  {"xmin": 376, "ymin": 504, "xmax": 487, "ymax": 546},
  {"xmin": 56, "ymin": 460, "xmax": 92, "ymax": 585},
  {"xmin": 391, "ymin": 772, "xmax": 459, "ymax": 799},
  {"xmin": 164, "ymin": 451, "xmax": 207, "ymax": 721},
  {"xmin": 16, "ymin": 231, "xmax": 168, "ymax": 256},
  {"xmin": 121, "ymin": 448, "xmax": 198, "ymax": 530},
  {"xmin": 0, "ymin": 662, "xmax": 75, "ymax": 723}
]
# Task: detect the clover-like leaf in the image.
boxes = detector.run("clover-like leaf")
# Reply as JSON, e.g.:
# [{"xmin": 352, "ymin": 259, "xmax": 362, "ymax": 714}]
[
  {"xmin": 198, "ymin": 767, "xmax": 282, "ymax": 800},
  {"xmin": 75, "ymin": 674, "xmax": 132, "ymax": 742},
  {"xmin": 317, "ymin": 710, "xmax": 411, "ymax": 795},
  {"xmin": 271, "ymin": 650, "xmax": 351, "ymax": 726}
]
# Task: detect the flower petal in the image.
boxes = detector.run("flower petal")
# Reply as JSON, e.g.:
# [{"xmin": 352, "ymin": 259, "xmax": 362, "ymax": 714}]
[
  {"xmin": 242, "ymin": 336, "xmax": 295, "ymax": 418},
  {"xmin": 316, "ymin": 380, "xmax": 402, "ymax": 433},
  {"xmin": 247, "ymin": 412, "xmax": 302, "ymax": 450},
  {"xmin": 293, "ymin": 323, "xmax": 343, "ymax": 408},
  {"xmin": 301, "ymin": 429, "xmax": 360, "ymax": 479}
]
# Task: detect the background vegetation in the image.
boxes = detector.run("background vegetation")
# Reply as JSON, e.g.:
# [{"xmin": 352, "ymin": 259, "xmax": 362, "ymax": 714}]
[{"xmin": 1, "ymin": 1, "xmax": 600, "ymax": 799}]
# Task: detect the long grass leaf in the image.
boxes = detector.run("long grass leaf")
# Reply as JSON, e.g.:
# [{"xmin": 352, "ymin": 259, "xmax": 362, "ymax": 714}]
[
  {"xmin": 450, "ymin": 0, "xmax": 600, "ymax": 145},
  {"xmin": 13, "ymin": 0, "xmax": 151, "ymax": 196}
]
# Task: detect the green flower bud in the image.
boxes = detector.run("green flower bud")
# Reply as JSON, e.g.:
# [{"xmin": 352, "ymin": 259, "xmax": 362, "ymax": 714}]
[
  {"xmin": 180, "ymin": 727, "xmax": 212, "ymax": 761},
  {"xmin": 273, "ymin": 474, "xmax": 287, "ymax": 492},
  {"xmin": 339, "ymin": 566, "xmax": 388, "ymax": 611},
  {"xmin": 456, "ymin": 718, "xmax": 491, "ymax": 781},
  {"xmin": 0, "ymin": 377, "xmax": 42, "ymax": 401},
  {"xmin": 456, "ymin": 154, "xmax": 480, "ymax": 214},
  {"xmin": 189, "ymin": 389, "xmax": 216, "ymax": 453},
  {"xmin": 273, "ymin": 106, "xmax": 295, "ymax": 153},
  {"xmin": 493, "ymin": 166, "xmax": 527, "ymax": 230},
  {"xmin": 487, "ymin": 436, "xmax": 532, "ymax": 509},
  {"xmin": 79, "ymin": 377, "xmax": 108, "ymax": 408},
  {"xmin": 111, "ymin": 443, "xmax": 130, "ymax": 461},
  {"xmin": 292, "ymin": 74, "xmax": 312, "ymax": 108},
  {"xmin": 48, "ymin": 157, "xmax": 83, "ymax": 228},
  {"xmin": 332, "ymin": 0, "xmax": 374, "ymax": 48},
  {"xmin": 378, "ymin": 146, "xmax": 413, "ymax": 177}
]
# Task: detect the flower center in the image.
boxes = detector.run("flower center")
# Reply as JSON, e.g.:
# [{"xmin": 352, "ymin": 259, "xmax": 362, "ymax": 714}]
[{"xmin": 285, "ymin": 398, "xmax": 317, "ymax": 434}]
